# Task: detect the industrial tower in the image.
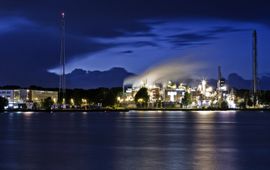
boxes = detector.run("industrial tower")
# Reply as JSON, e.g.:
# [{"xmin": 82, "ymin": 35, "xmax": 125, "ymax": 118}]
[
  {"xmin": 217, "ymin": 65, "xmax": 222, "ymax": 90},
  {"xmin": 252, "ymin": 30, "xmax": 257, "ymax": 106},
  {"xmin": 217, "ymin": 65, "xmax": 226, "ymax": 92},
  {"xmin": 59, "ymin": 12, "xmax": 66, "ymax": 105}
]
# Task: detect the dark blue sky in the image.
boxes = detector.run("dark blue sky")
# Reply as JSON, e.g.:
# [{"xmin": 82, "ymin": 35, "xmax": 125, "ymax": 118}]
[{"xmin": 0, "ymin": 0, "xmax": 270, "ymax": 86}]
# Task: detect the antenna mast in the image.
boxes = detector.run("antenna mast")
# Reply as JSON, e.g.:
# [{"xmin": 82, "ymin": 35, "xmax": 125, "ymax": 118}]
[
  {"xmin": 59, "ymin": 12, "xmax": 66, "ymax": 106},
  {"xmin": 252, "ymin": 30, "xmax": 257, "ymax": 106}
]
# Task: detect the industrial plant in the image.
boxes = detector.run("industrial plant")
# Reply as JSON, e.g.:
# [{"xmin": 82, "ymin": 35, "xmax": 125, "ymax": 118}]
[{"xmin": 120, "ymin": 65, "xmax": 237, "ymax": 109}]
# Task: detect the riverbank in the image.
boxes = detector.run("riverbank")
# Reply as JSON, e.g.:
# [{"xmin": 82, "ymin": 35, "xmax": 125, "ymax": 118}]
[{"xmin": 1, "ymin": 108, "xmax": 270, "ymax": 113}]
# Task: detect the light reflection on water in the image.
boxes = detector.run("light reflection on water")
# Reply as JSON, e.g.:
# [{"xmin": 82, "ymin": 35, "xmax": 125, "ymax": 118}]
[{"xmin": 0, "ymin": 111, "xmax": 270, "ymax": 170}]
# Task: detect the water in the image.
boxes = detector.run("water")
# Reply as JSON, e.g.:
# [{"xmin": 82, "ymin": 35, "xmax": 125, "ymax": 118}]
[{"xmin": 1, "ymin": 111, "xmax": 270, "ymax": 170}]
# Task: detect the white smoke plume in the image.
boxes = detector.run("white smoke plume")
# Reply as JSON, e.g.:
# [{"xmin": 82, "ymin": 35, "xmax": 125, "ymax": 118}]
[{"xmin": 124, "ymin": 56, "xmax": 207, "ymax": 87}]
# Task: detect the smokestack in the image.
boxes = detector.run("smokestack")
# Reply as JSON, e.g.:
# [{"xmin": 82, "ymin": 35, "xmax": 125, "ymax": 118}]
[
  {"xmin": 217, "ymin": 65, "xmax": 222, "ymax": 90},
  {"xmin": 252, "ymin": 30, "xmax": 257, "ymax": 106},
  {"xmin": 218, "ymin": 65, "xmax": 222, "ymax": 80}
]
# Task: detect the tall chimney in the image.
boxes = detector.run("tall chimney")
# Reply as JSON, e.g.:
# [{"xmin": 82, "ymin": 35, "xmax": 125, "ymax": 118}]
[
  {"xmin": 217, "ymin": 65, "xmax": 222, "ymax": 90},
  {"xmin": 218, "ymin": 65, "xmax": 222, "ymax": 81},
  {"xmin": 252, "ymin": 30, "xmax": 257, "ymax": 106}
]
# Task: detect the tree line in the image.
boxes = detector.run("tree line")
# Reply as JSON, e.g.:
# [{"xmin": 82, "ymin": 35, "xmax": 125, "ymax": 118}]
[
  {"xmin": 0, "ymin": 86, "xmax": 122, "ymax": 110},
  {"xmin": 1, "ymin": 86, "xmax": 270, "ymax": 110}
]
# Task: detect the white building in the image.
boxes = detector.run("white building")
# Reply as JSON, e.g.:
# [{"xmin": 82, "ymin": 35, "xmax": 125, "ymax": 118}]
[
  {"xmin": 0, "ymin": 89, "xmax": 28, "ymax": 109},
  {"xmin": 0, "ymin": 89, "xmax": 58, "ymax": 109}
]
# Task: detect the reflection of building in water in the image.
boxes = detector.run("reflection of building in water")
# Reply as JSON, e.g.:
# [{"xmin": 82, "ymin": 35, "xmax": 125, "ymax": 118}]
[{"xmin": 0, "ymin": 89, "xmax": 58, "ymax": 109}]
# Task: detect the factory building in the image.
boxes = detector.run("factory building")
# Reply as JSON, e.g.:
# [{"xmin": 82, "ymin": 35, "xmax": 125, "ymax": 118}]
[
  {"xmin": 121, "ymin": 76, "xmax": 236, "ymax": 109},
  {"xmin": 30, "ymin": 90, "xmax": 58, "ymax": 104},
  {"xmin": 0, "ymin": 89, "xmax": 58, "ymax": 109}
]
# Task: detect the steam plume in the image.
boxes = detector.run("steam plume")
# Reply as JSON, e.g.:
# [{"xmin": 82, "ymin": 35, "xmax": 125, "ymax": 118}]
[{"xmin": 124, "ymin": 56, "xmax": 206, "ymax": 87}]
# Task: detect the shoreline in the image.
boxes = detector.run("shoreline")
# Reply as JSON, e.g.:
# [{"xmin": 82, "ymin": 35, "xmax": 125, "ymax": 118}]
[{"xmin": 1, "ymin": 108, "xmax": 270, "ymax": 113}]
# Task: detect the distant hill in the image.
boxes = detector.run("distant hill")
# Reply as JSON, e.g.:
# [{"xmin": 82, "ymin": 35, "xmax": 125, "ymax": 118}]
[
  {"xmin": 227, "ymin": 73, "xmax": 270, "ymax": 90},
  {"xmin": 66, "ymin": 67, "xmax": 134, "ymax": 89},
  {"xmin": 0, "ymin": 67, "xmax": 134, "ymax": 89},
  {"xmin": 1, "ymin": 68, "xmax": 269, "ymax": 90},
  {"xmin": 227, "ymin": 73, "xmax": 251, "ymax": 90}
]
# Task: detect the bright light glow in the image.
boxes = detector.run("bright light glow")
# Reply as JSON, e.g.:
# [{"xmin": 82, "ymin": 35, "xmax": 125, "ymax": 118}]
[
  {"xmin": 198, "ymin": 84, "xmax": 202, "ymax": 91},
  {"xmin": 202, "ymin": 80, "xmax": 206, "ymax": 86},
  {"xmin": 197, "ymin": 111, "xmax": 215, "ymax": 115},
  {"xmin": 70, "ymin": 98, "xmax": 74, "ymax": 105},
  {"xmin": 205, "ymin": 92, "xmax": 211, "ymax": 97},
  {"xmin": 206, "ymin": 86, "xmax": 213, "ymax": 92},
  {"xmin": 126, "ymin": 88, "xmax": 132, "ymax": 93},
  {"xmin": 201, "ymin": 79, "xmax": 206, "ymax": 94},
  {"xmin": 23, "ymin": 112, "xmax": 33, "ymax": 116},
  {"xmin": 167, "ymin": 91, "xmax": 177, "ymax": 102},
  {"xmin": 138, "ymin": 98, "xmax": 144, "ymax": 103},
  {"xmin": 226, "ymin": 96, "xmax": 236, "ymax": 109},
  {"xmin": 221, "ymin": 85, "xmax": 227, "ymax": 91}
]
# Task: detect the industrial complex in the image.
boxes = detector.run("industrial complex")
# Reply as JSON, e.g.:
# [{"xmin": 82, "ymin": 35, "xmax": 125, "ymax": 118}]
[{"xmin": 120, "ymin": 65, "xmax": 236, "ymax": 109}]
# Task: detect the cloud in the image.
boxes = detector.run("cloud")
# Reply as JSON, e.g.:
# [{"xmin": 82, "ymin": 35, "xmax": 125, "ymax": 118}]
[
  {"xmin": 121, "ymin": 50, "xmax": 133, "ymax": 54},
  {"xmin": 124, "ymin": 56, "xmax": 207, "ymax": 87},
  {"xmin": 0, "ymin": 16, "xmax": 36, "ymax": 34},
  {"xmin": 125, "ymin": 41, "xmax": 158, "ymax": 47},
  {"xmin": 207, "ymin": 26, "xmax": 250, "ymax": 34},
  {"xmin": 167, "ymin": 32, "xmax": 217, "ymax": 46},
  {"xmin": 166, "ymin": 26, "xmax": 249, "ymax": 47}
]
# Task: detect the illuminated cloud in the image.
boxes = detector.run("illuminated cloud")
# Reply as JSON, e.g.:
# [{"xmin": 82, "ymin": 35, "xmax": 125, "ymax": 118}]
[
  {"xmin": 124, "ymin": 56, "xmax": 207, "ymax": 87},
  {"xmin": 0, "ymin": 17, "xmax": 35, "ymax": 33}
]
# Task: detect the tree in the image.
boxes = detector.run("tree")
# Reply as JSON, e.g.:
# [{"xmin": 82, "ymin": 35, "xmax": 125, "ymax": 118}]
[
  {"xmin": 182, "ymin": 92, "xmax": 192, "ymax": 108},
  {"xmin": 135, "ymin": 87, "xmax": 149, "ymax": 107},
  {"xmin": 258, "ymin": 90, "xmax": 270, "ymax": 105},
  {"xmin": 0, "ymin": 97, "xmax": 8, "ymax": 110},
  {"xmin": 219, "ymin": 100, "xmax": 228, "ymax": 109},
  {"xmin": 42, "ymin": 97, "xmax": 54, "ymax": 110},
  {"xmin": 246, "ymin": 98, "xmax": 253, "ymax": 107},
  {"xmin": 103, "ymin": 89, "xmax": 120, "ymax": 107},
  {"xmin": 239, "ymin": 101, "xmax": 246, "ymax": 109}
]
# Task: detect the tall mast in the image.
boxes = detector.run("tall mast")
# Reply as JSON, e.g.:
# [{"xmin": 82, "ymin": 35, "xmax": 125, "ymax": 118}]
[
  {"xmin": 59, "ymin": 12, "xmax": 66, "ymax": 105},
  {"xmin": 252, "ymin": 30, "xmax": 257, "ymax": 106}
]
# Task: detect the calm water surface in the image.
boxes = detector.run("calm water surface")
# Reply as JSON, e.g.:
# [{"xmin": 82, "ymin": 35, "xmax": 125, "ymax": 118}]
[{"xmin": 1, "ymin": 111, "xmax": 270, "ymax": 170}]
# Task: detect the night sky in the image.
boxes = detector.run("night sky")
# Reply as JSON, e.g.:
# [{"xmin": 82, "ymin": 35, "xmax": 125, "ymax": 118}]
[{"xmin": 0, "ymin": 0, "xmax": 270, "ymax": 87}]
